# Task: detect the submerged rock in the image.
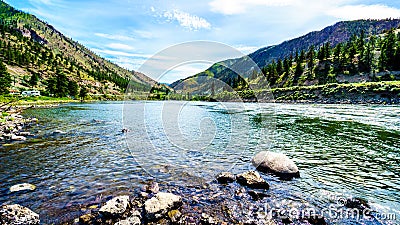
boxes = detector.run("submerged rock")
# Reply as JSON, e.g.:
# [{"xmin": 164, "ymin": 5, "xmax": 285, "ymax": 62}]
[
  {"xmin": 216, "ymin": 172, "xmax": 235, "ymax": 184},
  {"xmin": 252, "ymin": 151, "xmax": 299, "ymax": 179},
  {"xmin": 247, "ymin": 190, "xmax": 270, "ymax": 201},
  {"xmin": 236, "ymin": 171, "xmax": 269, "ymax": 189},
  {"xmin": 99, "ymin": 195, "xmax": 130, "ymax": 217},
  {"xmin": 10, "ymin": 183, "xmax": 36, "ymax": 193},
  {"xmin": 304, "ymin": 214, "xmax": 327, "ymax": 225},
  {"xmin": 345, "ymin": 197, "xmax": 370, "ymax": 212},
  {"xmin": 53, "ymin": 130, "xmax": 66, "ymax": 134},
  {"xmin": 11, "ymin": 135, "xmax": 26, "ymax": 141},
  {"xmin": 0, "ymin": 204, "xmax": 39, "ymax": 225},
  {"xmin": 144, "ymin": 192, "xmax": 182, "ymax": 220}
]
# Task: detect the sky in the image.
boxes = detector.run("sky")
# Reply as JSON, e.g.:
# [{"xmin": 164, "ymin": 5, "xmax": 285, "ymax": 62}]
[{"xmin": 5, "ymin": 0, "xmax": 400, "ymax": 83}]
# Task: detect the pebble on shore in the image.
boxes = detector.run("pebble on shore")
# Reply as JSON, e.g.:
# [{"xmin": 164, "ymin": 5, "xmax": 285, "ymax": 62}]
[{"xmin": 1, "ymin": 108, "xmax": 38, "ymax": 142}]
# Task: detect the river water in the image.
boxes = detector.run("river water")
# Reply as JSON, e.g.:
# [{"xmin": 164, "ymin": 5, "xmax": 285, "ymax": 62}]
[{"xmin": 0, "ymin": 101, "xmax": 399, "ymax": 224}]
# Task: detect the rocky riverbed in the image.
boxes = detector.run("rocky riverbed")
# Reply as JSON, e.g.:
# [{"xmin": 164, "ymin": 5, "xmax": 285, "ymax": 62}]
[{"xmin": 0, "ymin": 151, "xmax": 376, "ymax": 225}]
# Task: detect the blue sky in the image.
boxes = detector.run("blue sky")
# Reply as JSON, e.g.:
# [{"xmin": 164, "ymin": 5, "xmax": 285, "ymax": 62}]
[{"xmin": 5, "ymin": 0, "xmax": 400, "ymax": 83}]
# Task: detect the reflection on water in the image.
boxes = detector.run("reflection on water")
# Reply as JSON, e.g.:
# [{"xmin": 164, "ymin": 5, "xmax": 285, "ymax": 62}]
[{"xmin": 0, "ymin": 102, "xmax": 399, "ymax": 224}]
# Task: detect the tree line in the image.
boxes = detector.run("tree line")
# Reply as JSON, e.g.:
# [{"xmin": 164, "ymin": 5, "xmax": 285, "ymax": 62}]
[{"xmin": 252, "ymin": 28, "xmax": 400, "ymax": 88}]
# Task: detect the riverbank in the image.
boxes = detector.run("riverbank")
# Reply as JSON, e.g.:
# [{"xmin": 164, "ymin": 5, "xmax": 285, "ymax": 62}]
[
  {"xmin": 1, "ymin": 170, "xmax": 375, "ymax": 225},
  {"xmin": 209, "ymin": 81, "xmax": 400, "ymax": 104}
]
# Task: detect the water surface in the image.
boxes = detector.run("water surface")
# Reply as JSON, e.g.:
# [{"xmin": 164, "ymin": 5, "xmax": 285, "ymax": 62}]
[{"xmin": 0, "ymin": 101, "xmax": 399, "ymax": 224}]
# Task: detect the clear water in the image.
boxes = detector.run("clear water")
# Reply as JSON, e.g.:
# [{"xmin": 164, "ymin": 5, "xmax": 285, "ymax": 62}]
[{"xmin": 0, "ymin": 101, "xmax": 399, "ymax": 224}]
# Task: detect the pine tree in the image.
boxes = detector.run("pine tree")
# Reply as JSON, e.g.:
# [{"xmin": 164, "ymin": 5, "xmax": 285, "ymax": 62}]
[
  {"xmin": 0, "ymin": 61, "xmax": 11, "ymax": 94},
  {"xmin": 79, "ymin": 86, "xmax": 88, "ymax": 101},
  {"xmin": 68, "ymin": 80, "xmax": 79, "ymax": 97}
]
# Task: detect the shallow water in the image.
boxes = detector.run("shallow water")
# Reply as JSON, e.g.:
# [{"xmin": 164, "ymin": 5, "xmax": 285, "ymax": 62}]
[{"xmin": 0, "ymin": 101, "xmax": 399, "ymax": 224}]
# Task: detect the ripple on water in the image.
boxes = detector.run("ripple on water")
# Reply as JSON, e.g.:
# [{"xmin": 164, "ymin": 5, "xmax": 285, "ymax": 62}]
[{"xmin": 0, "ymin": 102, "xmax": 398, "ymax": 224}]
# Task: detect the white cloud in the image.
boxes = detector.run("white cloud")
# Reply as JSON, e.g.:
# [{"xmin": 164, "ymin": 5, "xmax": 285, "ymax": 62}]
[
  {"xmin": 107, "ymin": 43, "xmax": 135, "ymax": 51},
  {"xmin": 163, "ymin": 9, "xmax": 211, "ymax": 30},
  {"xmin": 327, "ymin": 4, "xmax": 400, "ymax": 20},
  {"xmin": 92, "ymin": 48, "xmax": 151, "ymax": 58},
  {"xmin": 209, "ymin": 0, "xmax": 295, "ymax": 15},
  {"xmin": 94, "ymin": 33, "xmax": 136, "ymax": 41},
  {"xmin": 235, "ymin": 45, "xmax": 260, "ymax": 54},
  {"xmin": 134, "ymin": 30, "xmax": 154, "ymax": 39}
]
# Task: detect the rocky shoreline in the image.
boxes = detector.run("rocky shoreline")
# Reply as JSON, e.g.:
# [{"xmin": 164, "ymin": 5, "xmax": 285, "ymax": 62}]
[
  {"xmin": 0, "ymin": 151, "xmax": 374, "ymax": 225},
  {"xmin": 0, "ymin": 103, "xmax": 61, "ymax": 143}
]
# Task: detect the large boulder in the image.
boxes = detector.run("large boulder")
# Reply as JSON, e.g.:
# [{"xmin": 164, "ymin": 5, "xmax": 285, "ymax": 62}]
[
  {"xmin": 252, "ymin": 151, "xmax": 299, "ymax": 179},
  {"xmin": 99, "ymin": 195, "xmax": 130, "ymax": 217},
  {"xmin": 10, "ymin": 183, "xmax": 36, "ymax": 193},
  {"xmin": 144, "ymin": 192, "xmax": 182, "ymax": 220},
  {"xmin": 236, "ymin": 171, "xmax": 269, "ymax": 189},
  {"xmin": 0, "ymin": 204, "xmax": 39, "ymax": 225}
]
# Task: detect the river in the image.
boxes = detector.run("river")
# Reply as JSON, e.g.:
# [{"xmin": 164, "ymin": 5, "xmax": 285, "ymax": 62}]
[{"xmin": 0, "ymin": 101, "xmax": 399, "ymax": 224}]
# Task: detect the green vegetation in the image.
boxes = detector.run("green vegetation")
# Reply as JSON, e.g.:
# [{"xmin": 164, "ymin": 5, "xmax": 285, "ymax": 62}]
[
  {"xmin": 253, "ymin": 29, "xmax": 400, "ymax": 89},
  {"xmin": 0, "ymin": 60, "xmax": 10, "ymax": 94}
]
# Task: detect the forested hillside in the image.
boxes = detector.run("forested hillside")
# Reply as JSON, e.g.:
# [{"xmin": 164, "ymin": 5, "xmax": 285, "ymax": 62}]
[{"xmin": 0, "ymin": 1, "xmax": 155, "ymax": 98}]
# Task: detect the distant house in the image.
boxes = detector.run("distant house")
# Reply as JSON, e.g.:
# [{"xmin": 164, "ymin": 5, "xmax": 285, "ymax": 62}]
[
  {"xmin": 22, "ymin": 90, "xmax": 40, "ymax": 96},
  {"xmin": 9, "ymin": 90, "xmax": 20, "ymax": 95}
]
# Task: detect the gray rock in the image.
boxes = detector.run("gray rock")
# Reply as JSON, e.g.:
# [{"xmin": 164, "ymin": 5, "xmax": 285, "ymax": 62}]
[
  {"xmin": 114, "ymin": 215, "xmax": 141, "ymax": 225},
  {"xmin": 236, "ymin": 171, "xmax": 269, "ymax": 189},
  {"xmin": 252, "ymin": 151, "xmax": 299, "ymax": 179},
  {"xmin": 10, "ymin": 183, "xmax": 36, "ymax": 193},
  {"xmin": 143, "ymin": 181, "xmax": 159, "ymax": 194},
  {"xmin": 144, "ymin": 192, "xmax": 182, "ymax": 220},
  {"xmin": 0, "ymin": 204, "xmax": 40, "ymax": 225},
  {"xmin": 216, "ymin": 172, "xmax": 235, "ymax": 184},
  {"xmin": 11, "ymin": 135, "xmax": 26, "ymax": 141},
  {"xmin": 18, "ymin": 132, "xmax": 32, "ymax": 136},
  {"xmin": 99, "ymin": 195, "xmax": 130, "ymax": 217}
]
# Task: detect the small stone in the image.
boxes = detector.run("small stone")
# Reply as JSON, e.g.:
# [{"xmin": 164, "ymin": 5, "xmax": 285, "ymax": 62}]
[
  {"xmin": 114, "ymin": 215, "xmax": 141, "ymax": 225},
  {"xmin": 143, "ymin": 181, "xmax": 159, "ymax": 194},
  {"xmin": 99, "ymin": 195, "xmax": 130, "ymax": 217},
  {"xmin": 53, "ymin": 130, "xmax": 66, "ymax": 134},
  {"xmin": 10, "ymin": 183, "xmax": 36, "ymax": 193},
  {"xmin": 345, "ymin": 197, "xmax": 370, "ymax": 211},
  {"xmin": 144, "ymin": 192, "xmax": 182, "ymax": 221},
  {"xmin": 79, "ymin": 213, "xmax": 94, "ymax": 224},
  {"xmin": 0, "ymin": 204, "xmax": 39, "ymax": 225},
  {"xmin": 201, "ymin": 213, "xmax": 218, "ymax": 225},
  {"xmin": 247, "ymin": 190, "xmax": 270, "ymax": 201},
  {"xmin": 216, "ymin": 172, "xmax": 235, "ymax": 184},
  {"xmin": 305, "ymin": 214, "xmax": 327, "ymax": 225},
  {"xmin": 11, "ymin": 135, "xmax": 26, "ymax": 141},
  {"xmin": 236, "ymin": 171, "xmax": 269, "ymax": 189},
  {"xmin": 19, "ymin": 132, "xmax": 32, "ymax": 136},
  {"xmin": 168, "ymin": 209, "xmax": 182, "ymax": 223}
]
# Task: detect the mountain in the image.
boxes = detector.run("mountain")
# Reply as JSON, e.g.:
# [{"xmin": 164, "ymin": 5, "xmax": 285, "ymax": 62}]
[
  {"xmin": 171, "ymin": 19, "xmax": 400, "ymax": 94},
  {"xmin": 0, "ymin": 1, "xmax": 155, "ymax": 97}
]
